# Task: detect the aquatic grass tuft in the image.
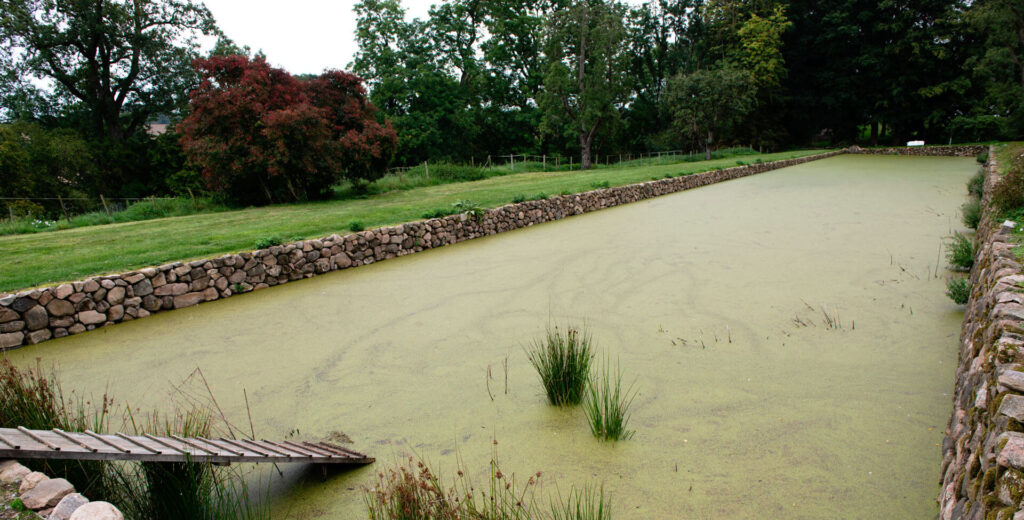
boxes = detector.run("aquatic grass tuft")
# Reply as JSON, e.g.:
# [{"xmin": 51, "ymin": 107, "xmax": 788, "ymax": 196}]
[
  {"xmin": 583, "ymin": 358, "xmax": 636, "ymax": 442},
  {"xmin": 526, "ymin": 326, "xmax": 595, "ymax": 406},
  {"xmin": 946, "ymin": 232, "xmax": 975, "ymax": 271},
  {"xmin": 946, "ymin": 276, "xmax": 971, "ymax": 305},
  {"xmin": 550, "ymin": 485, "xmax": 610, "ymax": 520}
]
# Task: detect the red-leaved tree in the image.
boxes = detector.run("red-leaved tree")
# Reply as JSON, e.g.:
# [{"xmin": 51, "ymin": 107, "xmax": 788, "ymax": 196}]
[{"xmin": 178, "ymin": 55, "xmax": 396, "ymax": 205}]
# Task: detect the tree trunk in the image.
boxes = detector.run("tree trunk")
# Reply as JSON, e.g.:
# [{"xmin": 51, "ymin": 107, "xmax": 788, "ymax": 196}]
[
  {"xmin": 705, "ymin": 130, "xmax": 713, "ymax": 161},
  {"xmin": 870, "ymin": 121, "xmax": 878, "ymax": 146},
  {"xmin": 580, "ymin": 133, "xmax": 593, "ymax": 170}
]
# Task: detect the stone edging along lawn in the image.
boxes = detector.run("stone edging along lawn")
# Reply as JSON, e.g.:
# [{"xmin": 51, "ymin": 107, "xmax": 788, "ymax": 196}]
[{"xmin": 0, "ymin": 146, "xmax": 985, "ymax": 350}]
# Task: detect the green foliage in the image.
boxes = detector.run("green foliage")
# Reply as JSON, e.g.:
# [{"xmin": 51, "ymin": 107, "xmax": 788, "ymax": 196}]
[
  {"xmin": 946, "ymin": 276, "xmax": 971, "ymax": 305},
  {"xmin": 583, "ymin": 358, "xmax": 636, "ymax": 442},
  {"xmin": 452, "ymin": 200, "xmax": 486, "ymax": 221},
  {"xmin": 963, "ymin": 199, "xmax": 982, "ymax": 229},
  {"xmin": 946, "ymin": 232, "xmax": 975, "ymax": 271},
  {"xmin": 992, "ymin": 156, "xmax": 1024, "ymax": 214},
  {"xmin": 550, "ymin": 486, "xmax": 610, "ymax": 520},
  {"xmin": 512, "ymin": 194, "xmax": 526, "ymax": 203},
  {"xmin": 591, "ymin": 181, "xmax": 611, "ymax": 189},
  {"xmin": 0, "ymin": 121, "xmax": 96, "ymax": 216},
  {"xmin": 0, "ymin": 197, "xmax": 227, "ymax": 237},
  {"xmin": 534, "ymin": 193, "xmax": 549, "ymax": 201},
  {"xmin": 253, "ymin": 236, "xmax": 282, "ymax": 249},
  {"xmin": 978, "ymin": 152, "xmax": 990, "ymax": 164},
  {"xmin": 664, "ymin": 67, "xmax": 755, "ymax": 160},
  {"xmin": 9, "ymin": 498, "xmax": 24, "ymax": 511},
  {"xmin": 349, "ymin": 221, "xmax": 365, "ymax": 232},
  {"xmin": 969, "ymin": 168, "xmax": 985, "ymax": 198},
  {"xmin": 526, "ymin": 325, "xmax": 595, "ymax": 407},
  {"xmin": 0, "ymin": 0, "xmax": 218, "ymax": 142},
  {"xmin": 540, "ymin": 0, "xmax": 629, "ymax": 170}
]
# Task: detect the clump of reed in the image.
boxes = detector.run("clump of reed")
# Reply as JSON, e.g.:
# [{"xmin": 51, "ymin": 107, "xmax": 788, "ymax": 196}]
[
  {"xmin": 0, "ymin": 359, "xmax": 112, "ymax": 499},
  {"xmin": 0, "ymin": 360, "xmax": 267, "ymax": 520},
  {"xmin": 364, "ymin": 446, "xmax": 610, "ymax": 520},
  {"xmin": 946, "ymin": 232, "xmax": 975, "ymax": 271},
  {"xmin": 946, "ymin": 276, "xmax": 971, "ymax": 305},
  {"xmin": 526, "ymin": 326, "xmax": 595, "ymax": 406},
  {"xmin": 108, "ymin": 407, "xmax": 269, "ymax": 520},
  {"xmin": 583, "ymin": 359, "xmax": 636, "ymax": 442}
]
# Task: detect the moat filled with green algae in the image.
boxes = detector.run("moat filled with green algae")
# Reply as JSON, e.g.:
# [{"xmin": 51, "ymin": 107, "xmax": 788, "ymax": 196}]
[{"xmin": 4, "ymin": 154, "xmax": 976, "ymax": 518}]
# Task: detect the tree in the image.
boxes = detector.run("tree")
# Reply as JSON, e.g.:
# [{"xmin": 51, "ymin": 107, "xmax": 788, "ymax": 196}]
[
  {"xmin": 0, "ymin": 121, "xmax": 96, "ymax": 216},
  {"xmin": 178, "ymin": 56, "xmax": 396, "ymax": 206},
  {"xmin": 664, "ymin": 67, "xmax": 753, "ymax": 159},
  {"xmin": 540, "ymin": 0, "xmax": 629, "ymax": 170},
  {"xmin": 0, "ymin": 0, "xmax": 219, "ymax": 142}
]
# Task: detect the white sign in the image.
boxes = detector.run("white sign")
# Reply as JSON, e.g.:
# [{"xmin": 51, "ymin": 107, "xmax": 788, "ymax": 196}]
[{"xmin": 907, "ymin": 140, "xmax": 925, "ymax": 147}]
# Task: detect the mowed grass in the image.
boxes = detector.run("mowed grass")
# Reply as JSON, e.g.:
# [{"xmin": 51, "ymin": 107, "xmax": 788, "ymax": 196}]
[{"xmin": 0, "ymin": 149, "xmax": 824, "ymax": 293}]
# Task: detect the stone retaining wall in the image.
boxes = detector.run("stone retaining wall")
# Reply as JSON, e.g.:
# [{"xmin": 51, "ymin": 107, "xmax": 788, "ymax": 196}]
[
  {"xmin": 851, "ymin": 144, "xmax": 989, "ymax": 157},
  {"xmin": 938, "ymin": 146, "xmax": 1024, "ymax": 519}
]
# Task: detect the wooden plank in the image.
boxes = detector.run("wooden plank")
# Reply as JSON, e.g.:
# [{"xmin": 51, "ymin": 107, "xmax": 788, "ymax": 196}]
[
  {"xmin": 243, "ymin": 439, "xmax": 292, "ymax": 457},
  {"xmin": 84, "ymin": 430, "xmax": 130, "ymax": 453},
  {"xmin": 283, "ymin": 441, "xmax": 334, "ymax": 458},
  {"xmin": 196, "ymin": 438, "xmax": 245, "ymax": 457},
  {"xmin": 0, "ymin": 432, "xmax": 21, "ymax": 450},
  {"xmin": 261, "ymin": 440, "xmax": 314, "ymax": 457},
  {"xmin": 18, "ymin": 427, "xmax": 60, "ymax": 451},
  {"xmin": 216, "ymin": 438, "xmax": 271, "ymax": 457},
  {"xmin": 115, "ymin": 433, "xmax": 161, "ymax": 454},
  {"xmin": 52, "ymin": 429, "xmax": 97, "ymax": 453}
]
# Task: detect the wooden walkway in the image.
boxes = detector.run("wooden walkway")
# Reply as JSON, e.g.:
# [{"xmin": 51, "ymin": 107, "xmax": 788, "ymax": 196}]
[{"xmin": 0, "ymin": 427, "xmax": 373, "ymax": 466}]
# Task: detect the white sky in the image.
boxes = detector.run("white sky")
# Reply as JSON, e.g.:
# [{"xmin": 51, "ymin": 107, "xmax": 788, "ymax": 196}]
[{"xmin": 201, "ymin": 0, "xmax": 647, "ymax": 75}]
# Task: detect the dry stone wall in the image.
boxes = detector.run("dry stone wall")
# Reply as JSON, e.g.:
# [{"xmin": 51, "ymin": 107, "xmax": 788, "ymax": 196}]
[
  {"xmin": 850, "ymin": 144, "xmax": 988, "ymax": 157},
  {"xmin": 938, "ymin": 146, "xmax": 1024, "ymax": 520}
]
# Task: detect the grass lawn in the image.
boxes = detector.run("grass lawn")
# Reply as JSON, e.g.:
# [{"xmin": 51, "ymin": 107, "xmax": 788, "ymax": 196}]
[{"xmin": 0, "ymin": 149, "xmax": 825, "ymax": 293}]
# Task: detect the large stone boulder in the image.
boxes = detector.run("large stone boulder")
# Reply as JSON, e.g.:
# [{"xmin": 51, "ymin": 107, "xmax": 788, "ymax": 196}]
[
  {"xmin": 0, "ymin": 460, "xmax": 29, "ymax": 482},
  {"xmin": 49, "ymin": 492, "xmax": 89, "ymax": 520},
  {"xmin": 21, "ymin": 477, "xmax": 74, "ymax": 510},
  {"xmin": 19, "ymin": 471, "xmax": 48, "ymax": 494},
  {"xmin": 68, "ymin": 502, "xmax": 123, "ymax": 520}
]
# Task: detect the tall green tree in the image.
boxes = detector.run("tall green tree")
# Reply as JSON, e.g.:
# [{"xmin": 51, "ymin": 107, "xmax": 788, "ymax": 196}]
[
  {"xmin": 664, "ymin": 66, "xmax": 753, "ymax": 159},
  {"xmin": 964, "ymin": 0, "xmax": 1024, "ymax": 137},
  {"xmin": 540, "ymin": 0, "xmax": 629, "ymax": 169},
  {"xmin": 0, "ymin": 0, "xmax": 219, "ymax": 142}
]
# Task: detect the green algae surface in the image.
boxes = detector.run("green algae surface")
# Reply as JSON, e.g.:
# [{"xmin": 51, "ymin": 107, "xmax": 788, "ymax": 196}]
[{"xmin": 4, "ymin": 154, "xmax": 974, "ymax": 518}]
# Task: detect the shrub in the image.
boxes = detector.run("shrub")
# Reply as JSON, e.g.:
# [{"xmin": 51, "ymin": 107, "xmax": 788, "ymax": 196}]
[
  {"xmin": 968, "ymin": 168, "xmax": 985, "ymax": 198},
  {"xmin": 534, "ymin": 193, "xmax": 549, "ymax": 200},
  {"xmin": 253, "ymin": 236, "xmax": 282, "ymax": 249},
  {"xmin": 978, "ymin": 152, "xmax": 989, "ymax": 164},
  {"xmin": 946, "ymin": 232, "xmax": 975, "ymax": 271},
  {"xmin": 348, "ymin": 221, "xmax": 365, "ymax": 232},
  {"xmin": 526, "ymin": 326, "xmax": 594, "ymax": 406},
  {"xmin": 421, "ymin": 209, "xmax": 453, "ymax": 219},
  {"xmin": 591, "ymin": 181, "xmax": 610, "ymax": 189},
  {"xmin": 991, "ymin": 156, "xmax": 1024, "ymax": 213},
  {"xmin": 179, "ymin": 56, "xmax": 397, "ymax": 206},
  {"xmin": 452, "ymin": 200, "xmax": 485, "ymax": 221},
  {"xmin": 946, "ymin": 276, "xmax": 971, "ymax": 305},
  {"xmin": 962, "ymin": 199, "xmax": 982, "ymax": 229},
  {"xmin": 583, "ymin": 359, "xmax": 636, "ymax": 442},
  {"xmin": 512, "ymin": 194, "xmax": 527, "ymax": 203}
]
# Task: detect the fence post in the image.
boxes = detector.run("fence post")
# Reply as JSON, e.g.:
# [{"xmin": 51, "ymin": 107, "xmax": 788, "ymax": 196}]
[
  {"xmin": 543, "ymin": 155, "xmax": 546, "ymax": 170},
  {"xmin": 425, "ymin": 161, "xmax": 429, "ymax": 179},
  {"xmin": 7, "ymin": 205, "xmax": 13, "ymax": 222},
  {"xmin": 57, "ymin": 195, "xmax": 71, "ymax": 223},
  {"xmin": 99, "ymin": 194, "xmax": 112, "ymax": 217}
]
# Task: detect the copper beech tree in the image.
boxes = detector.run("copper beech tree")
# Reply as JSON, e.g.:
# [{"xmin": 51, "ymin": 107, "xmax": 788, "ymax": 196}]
[{"xmin": 178, "ymin": 55, "xmax": 397, "ymax": 206}]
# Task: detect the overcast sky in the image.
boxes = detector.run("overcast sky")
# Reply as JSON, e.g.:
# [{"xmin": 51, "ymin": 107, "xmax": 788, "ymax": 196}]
[{"xmin": 200, "ymin": 0, "xmax": 647, "ymax": 75}]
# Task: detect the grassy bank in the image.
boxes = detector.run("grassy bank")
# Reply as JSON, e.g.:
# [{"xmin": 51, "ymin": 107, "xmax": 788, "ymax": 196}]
[{"xmin": 0, "ymin": 149, "xmax": 823, "ymax": 293}]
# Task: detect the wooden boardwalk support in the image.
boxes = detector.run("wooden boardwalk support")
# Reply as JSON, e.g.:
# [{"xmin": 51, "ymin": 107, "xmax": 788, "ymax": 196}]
[{"xmin": 0, "ymin": 427, "xmax": 373, "ymax": 466}]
